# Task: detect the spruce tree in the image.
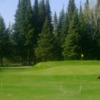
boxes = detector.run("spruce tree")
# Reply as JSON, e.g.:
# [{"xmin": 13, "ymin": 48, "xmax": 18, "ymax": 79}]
[
  {"xmin": 79, "ymin": 4, "xmax": 91, "ymax": 59},
  {"xmin": 53, "ymin": 12, "xmax": 58, "ymax": 37},
  {"xmin": 38, "ymin": 0, "xmax": 46, "ymax": 33},
  {"xmin": 0, "ymin": 15, "xmax": 10, "ymax": 66},
  {"xmin": 68, "ymin": 0, "xmax": 76, "ymax": 22},
  {"xmin": 25, "ymin": 0, "xmax": 34, "ymax": 65},
  {"xmin": 13, "ymin": 0, "xmax": 21, "ymax": 60},
  {"xmin": 13, "ymin": 0, "xmax": 34, "ymax": 65},
  {"xmin": 57, "ymin": 7, "xmax": 65, "ymax": 37},
  {"xmin": 61, "ymin": 13, "xmax": 69, "ymax": 45},
  {"xmin": 33, "ymin": 0, "xmax": 39, "ymax": 43},
  {"xmin": 53, "ymin": 12, "xmax": 63, "ymax": 60},
  {"xmin": 45, "ymin": 0, "xmax": 53, "ymax": 31},
  {"xmin": 35, "ymin": 17, "xmax": 55, "ymax": 61},
  {"xmin": 62, "ymin": 11, "xmax": 81, "ymax": 60}
]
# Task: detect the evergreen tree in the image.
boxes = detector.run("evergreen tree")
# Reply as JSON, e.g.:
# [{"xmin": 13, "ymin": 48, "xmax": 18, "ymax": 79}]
[
  {"xmin": 17, "ymin": 0, "xmax": 27, "ymax": 65},
  {"xmin": 0, "ymin": 15, "xmax": 10, "ymax": 65},
  {"xmin": 13, "ymin": 0, "xmax": 34, "ymax": 65},
  {"xmin": 3, "ymin": 28, "xmax": 11, "ymax": 63},
  {"xmin": 79, "ymin": 2, "xmax": 98, "ymax": 60},
  {"xmin": 57, "ymin": 7, "xmax": 65, "ymax": 37},
  {"xmin": 68, "ymin": 0, "xmax": 76, "ymax": 21},
  {"xmin": 25, "ymin": 0, "xmax": 35, "ymax": 65},
  {"xmin": 62, "ymin": 11, "xmax": 81, "ymax": 60},
  {"xmin": 61, "ymin": 13, "xmax": 69, "ymax": 45},
  {"xmin": 53, "ymin": 12, "xmax": 58, "ymax": 37},
  {"xmin": 45, "ymin": 0, "xmax": 53, "ymax": 32},
  {"xmin": 13, "ymin": 0, "xmax": 21, "ymax": 60},
  {"xmin": 33, "ymin": 0, "xmax": 39, "ymax": 43},
  {"xmin": 35, "ymin": 17, "xmax": 55, "ymax": 61},
  {"xmin": 38, "ymin": 0, "xmax": 46, "ymax": 33},
  {"xmin": 79, "ymin": 4, "xmax": 92, "ymax": 59},
  {"xmin": 61, "ymin": 0, "xmax": 77, "ymax": 46},
  {"xmin": 53, "ymin": 12, "xmax": 63, "ymax": 60}
]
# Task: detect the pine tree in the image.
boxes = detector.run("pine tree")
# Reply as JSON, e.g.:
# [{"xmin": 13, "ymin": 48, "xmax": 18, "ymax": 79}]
[
  {"xmin": 45, "ymin": 0, "xmax": 53, "ymax": 32},
  {"xmin": 79, "ymin": 4, "xmax": 91, "ymax": 59},
  {"xmin": 13, "ymin": 0, "xmax": 27, "ymax": 65},
  {"xmin": 61, "ymin": 13, "xmax": 69, "ymax": 45},
  {"xmin": 35, "ymin": 17, "xmax": 55, "ymax": 61},
  {"xmin": 78, "ymin": 2, "xmax": 98, "ymax": 60},
  {"xmin": 25, "ymin": 0, "xmax": 34, "ymax": 65},
  {"xmin": 61, "ymin": 0, "xmax": 76, "ymax": 46},
  {"xmin": 33, "ymin": 0, "xmax": 39, "ymax": 43},
  {"xmin": 0, "ymin": 15, "xmax": 10, "ymax": 66},
  {"xmin": 53, "ymin": 12, "xmax": 58, "ymax": 37},
  {"xmin": 68, "ymin": 0, "xmax": 76, "ymax": 22},
  {"xmin": 62, "ymin": 11, "xmax": 81, "ymax": 60},
  {"xmin": 13, "ymin": 0, "xmax": 34, "ymax": 65},
  {"xmin": 53, "ymin": 12, "xmax": 63, "ymax": 60},
  {"xmin": 38, "ymin": 0, "xmax": 46, "ymax": 33},
  {"xmin": 13, "ymin": 0, "xmax": 21, "ymax": 59},
  {"xmin": 58, "ymin": 7, "xmax": 65, "ymax": 37},
  {"xmin": 3, "ymin": 27, "xmax": 11, "ymax": 60}
]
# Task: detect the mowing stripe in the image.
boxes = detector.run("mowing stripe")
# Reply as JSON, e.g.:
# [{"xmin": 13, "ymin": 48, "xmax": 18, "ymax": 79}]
[{"xmin": 0, "ymin": 66, "xmax": 32, "ymax": 69}]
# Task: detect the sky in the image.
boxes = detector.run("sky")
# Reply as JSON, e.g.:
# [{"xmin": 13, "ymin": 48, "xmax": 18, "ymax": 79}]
[{"xmin": 0, "ymin": 0, "xmax": 86, "ymax": 27}]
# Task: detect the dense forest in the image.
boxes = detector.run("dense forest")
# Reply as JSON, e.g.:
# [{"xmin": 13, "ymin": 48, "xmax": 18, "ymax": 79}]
[{"xmin": 0, "ymin": 0, "xmax": 100, "ymax": 66}]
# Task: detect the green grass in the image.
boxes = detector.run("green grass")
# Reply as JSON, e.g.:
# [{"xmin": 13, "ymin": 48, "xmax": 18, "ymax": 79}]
[{"xmin": 0, "ymin": 61, "xmax": 100, "ymax": 100}]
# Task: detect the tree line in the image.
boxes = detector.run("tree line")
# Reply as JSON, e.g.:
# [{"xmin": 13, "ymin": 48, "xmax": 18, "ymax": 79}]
[{"xmin": 0, "ymin": 0, "xmax": 100, "ymax": 66}]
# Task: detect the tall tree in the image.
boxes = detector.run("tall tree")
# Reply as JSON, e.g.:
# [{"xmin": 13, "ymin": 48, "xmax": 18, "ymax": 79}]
[
  {"xmin": 12, "ymin": 0, "xmax": 21, "ymax": 61},
  {"xmin": 13, "ymin": 0, "xmax": 34, "ymax": 65},
  {"xmin": 45, "ymin": 0, "xmax": 53, "ymax": 32},
  {"xmin": 58, "ymin": 7, "xmax": 65, "ymax": 35},
  {"xmin": 61, "ymin": 0, "xmax": 76, "ymax": 46},
  {"xmin": 53, "ymin": 12, "xmax": 58, "ymax": 37},
  {"xmin": 68, "ymin": 0, "xmax": 76, "ymax": 22},
  {"xmin": 17, "ymin": 0, "xmax": 28, "ymax": 65},
  {"xmin": 0, "ymin": 15, "xmax": 10, "ymax": 65},
  {"xmin": 38, "ymin": 0, "xmax": 46, "ymax": 33},
  {"xmin": 33, "ymin": 0, "xmax": 39, "ymax": 43},
  {"xmin": 25, "ymin": 0, "xmax": 35, "ymax": 65},
  {"xmin": 61, "ymin": 13, "xmax": 69, "ymax": 45},
  {"xmin": 78, "ymin": 1, "xmax": 99, "ymax": 60},
  {"xmin": 62, "ymin": 11, "xmax": 81, "ymax": 60},
  {"xmin": 53, "ymin": 12, "xmax": 63, "ymax": 60},
  {"xmin": 35, "ymin": 17, "xmax": 55, "ymax": 61}
]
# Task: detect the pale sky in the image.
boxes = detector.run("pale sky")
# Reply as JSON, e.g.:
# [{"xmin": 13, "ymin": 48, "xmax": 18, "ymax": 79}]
[{"xmin": 0, "ymin": 0, "xmax": 86, "ymax": 27}]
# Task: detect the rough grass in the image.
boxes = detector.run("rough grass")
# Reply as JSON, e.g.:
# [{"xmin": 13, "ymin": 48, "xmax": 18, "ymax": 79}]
[{"xmin": 0, "ymin": 61, "xmax": 100, "ymax": 100}]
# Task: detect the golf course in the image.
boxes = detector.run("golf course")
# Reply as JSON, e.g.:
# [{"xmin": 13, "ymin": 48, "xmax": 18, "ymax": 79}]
[{"xmin": 0, "ymin": 61, "xmax": 100, "ymax": 100}]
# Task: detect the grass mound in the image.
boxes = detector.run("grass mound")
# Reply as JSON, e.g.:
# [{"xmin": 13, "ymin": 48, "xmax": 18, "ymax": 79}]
[{"xmin": 0, "ymin": 61, "xmax": 100, "ymax": 100}]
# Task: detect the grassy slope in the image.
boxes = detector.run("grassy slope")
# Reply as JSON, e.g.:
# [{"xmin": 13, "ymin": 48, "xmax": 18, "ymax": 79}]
[{"xmin": 0, "ymin": 61, "xmax": 100, "ymax": 100}]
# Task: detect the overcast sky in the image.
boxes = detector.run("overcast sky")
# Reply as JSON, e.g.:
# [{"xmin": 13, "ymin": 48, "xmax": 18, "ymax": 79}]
[{"xmin": 0, "ymin": 0, "xmax": 86, "ymax": 27}]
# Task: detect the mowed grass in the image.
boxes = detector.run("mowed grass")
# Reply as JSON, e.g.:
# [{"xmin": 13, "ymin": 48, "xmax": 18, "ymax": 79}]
[{"xmin": 0, "ymin": 61, "xmax": 100, "ymax": 100}]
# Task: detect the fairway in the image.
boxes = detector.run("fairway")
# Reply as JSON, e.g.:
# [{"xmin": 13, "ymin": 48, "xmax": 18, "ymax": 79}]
[{"xmin": 0, "ymin": 61, "xmax": 100, "ymax": 100}]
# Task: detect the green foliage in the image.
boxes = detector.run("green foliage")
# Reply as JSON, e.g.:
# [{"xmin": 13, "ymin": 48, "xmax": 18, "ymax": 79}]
[
  {"xmin": 0, "ymin": 15, "xmax": 7, "ymax": 65},
  {"xmin": 38, "ymin": 0, "xmax": 46, "ymax": 33},
  {"xmin": 33, "ymin": 0, "xmax": 39, "ymax": 43},
  {"xmin": 1, "ymin": 0, "xmax": 100, "ymax": 65},
  {"xmin": 62, "ymin": 11, "xmax": 81, "ymax": 60},
  {"xmin": 68, "ymin": 0, "xmax": 76, "ymax": 21},
  {"xmin": 57, "ymin": 7, "xmax": 65, "ymax": 40},
  {"xmin": 13, "ymin": 0, "xmax": 35, "ymax": 65},
  {"xmin": 35, "ymin": 17, "xmax": 55, "ymax": 61},
  {"xmin": 62, "ymin": 33, "xmax": 80, "ymax": 60},
  {"xmin": 53, "ymin": 12, "xmax": 58, "ymax": 37}
]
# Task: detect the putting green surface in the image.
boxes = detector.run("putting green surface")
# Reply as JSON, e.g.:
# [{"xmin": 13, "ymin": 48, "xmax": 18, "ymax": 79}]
[{"xmin": 0, "ymin": 61, "xmax": 100, "ymax": 100}]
